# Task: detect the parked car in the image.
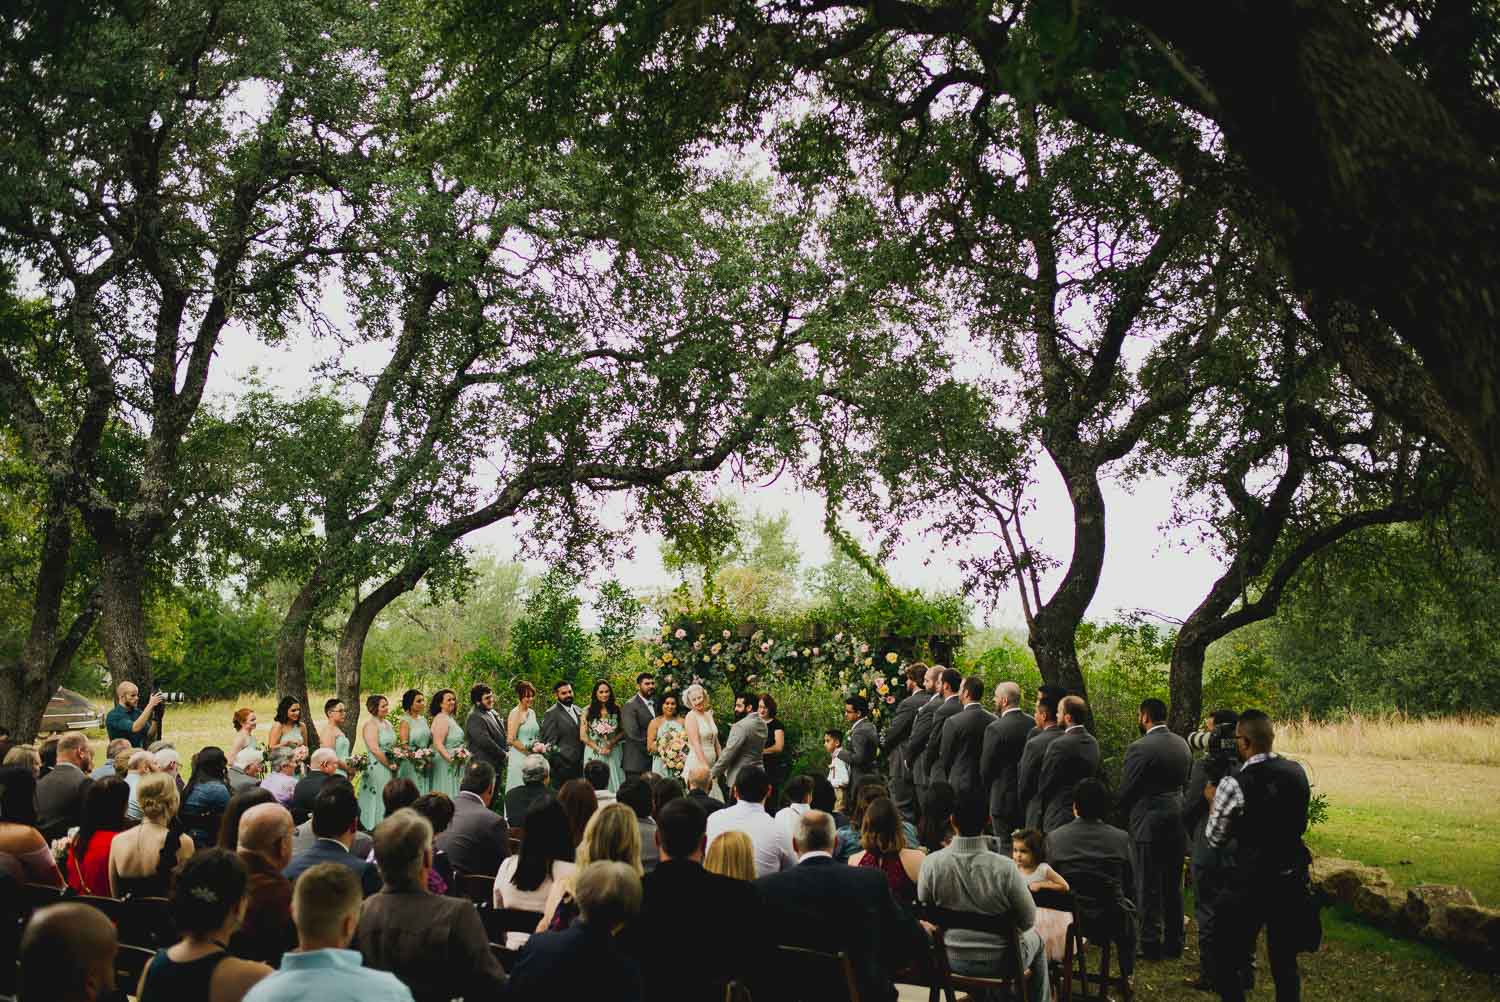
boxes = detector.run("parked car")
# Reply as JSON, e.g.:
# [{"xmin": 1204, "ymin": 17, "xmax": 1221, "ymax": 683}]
[{"xmin": 40, "ymin": 687, "xmax": 102, "ymax": 733}]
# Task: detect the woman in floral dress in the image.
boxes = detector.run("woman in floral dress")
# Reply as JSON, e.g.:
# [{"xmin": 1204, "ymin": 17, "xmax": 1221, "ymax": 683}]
[
  {"xmin": 580, "ymin": 679, "xmax": 624, "ymax": 793},
  {"xmin": 647, "ymin": 691, "xmax": 687, "ymax": 780},
  {"xmin": 396, "ymin": 689, "xmax": 432, "ymax": 794},
  {"xmin": 357, "ymin": 694, "xmax": 397, "ymax": 831},
  {"xmin": 428, "ymin": 688, "xmax": 464, "ymax": 799}
]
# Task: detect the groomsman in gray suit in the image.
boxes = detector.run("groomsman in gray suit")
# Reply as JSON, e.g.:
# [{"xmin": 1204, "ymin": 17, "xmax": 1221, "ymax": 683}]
[
  {"xmin": 621, "ymin": 673, "xmax": 657, "ymax": 782},
  {"xmin": 711, "ymin": 699, "xmax": 767, "ymax": 797},
  {"xmin": 1017, "ymin": 685, "xmax": 1067, "ymax": 829},
  {"xmin": 1116, "ymin": 697, "xmax": 1193, "ymax": 960},
  {"xmin": 937, "ymin": 677, "xmax": 994, "ymax": 810},
  {"xmin": 981, "ymin": 681, "xmax": 1035, "ymax": 835},
  {"xmin": 1038, "ymin": 695, "xmax": 1101, "ymax": 833},
  {"xmin": 838, "ymin": 695, "xmax": 880, "ymax": 797},
  {"xmin": 539, "ymin": 681, "xmax": 585, "ymax": 786},
  {"xmin": 883, "ymin": 664, "xmax": 936, "ymax": 822},
  {"xmin": 463, "ymin": 684, "xmax": 507, "ymax": 776},
  {"xmin": 920, "ymin": 668, "xmax": 965, "ymax": 787}
]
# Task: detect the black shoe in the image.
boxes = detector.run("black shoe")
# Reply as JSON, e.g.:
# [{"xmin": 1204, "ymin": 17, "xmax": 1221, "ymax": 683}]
[{"xmin": 1141, "ymin": 944, "xmax": 1163, "ymax": 962}]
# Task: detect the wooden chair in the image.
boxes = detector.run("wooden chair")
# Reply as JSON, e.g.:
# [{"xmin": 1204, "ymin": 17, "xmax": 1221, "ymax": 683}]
[
  {"xmin": 21, "ymin": 883, "xmax": 62, "ymax": 916},
  {"xmin": 913, "ymin": 902, "xmax": 1030, "ymax": 1002},
  {"xmin": 74, "ymin": 894, "xmax": 129, "ymax": 926},
  {"xmin": 771, "ymin": 944, "xmax": 862, "ymax": 1002},
  {"xmin": 120, "ymin": 895, "xmax": 175, "ymax": 950},
  {"xmin": 1058, "ymin": 870, "xmax": 1132, "ymax": 1001},
  {"xmin": 507, "ymin": 831, "xmax": 523, "ymax": 855},
  {"xmin": 1032, "ymin": 888, "xmax": 1086, "ymax": 1002},
  {"xmin": 489, "ymin": 940, "xmax": 522, "ymax": 970},
  {"xmin": 477, "ymin": 905, "xmax": 544, "ymax": 945},
  {"xmin": 115, "ymin": 944, "xmax": 155, "ymax": 995},
  {"xmin": 454, "ymin": 871, "xmax": 496, "ymax": 905}
]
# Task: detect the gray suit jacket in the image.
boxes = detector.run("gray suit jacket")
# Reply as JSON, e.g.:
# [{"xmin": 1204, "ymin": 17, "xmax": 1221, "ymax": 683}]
[
  {"xmin": 904, "ymin": 692, "xmax": 944, "ymax": 788},
  {"xmin": 881, "ymin": 688, "xmax": 927, "ymax": 780},
  {"xmin": 1116, "ymin": 726, "xmax": 1193, "ymax": 843},
  {"xmin": 538, "ymin": 702, "xmax": 584, "ymax": 777},
  {"xmin": 435, "ymin": 791, "xmax": 510, "ymax": 876},
  {"xmin": 1017, "ymin": 725, "xmax": 1063, "ymax": 829},
  {"xmin": 36, "ymin": 762, "xmax": 91, "ymax": 841},
  {"xmin": 937, "ymin": 703, "xmax": 995, "ymax": 804},
  {"xmin": 980, "ymin": 708, "xmax": 1035, "ymax": 827},
  {"xmin": 621, "ymin": 695, "xmax": 656, "ymax": 774},
  {"xmin": 1047, "ymin": 817, "xmax": 1137, "ymax": 920},
  {"xmin": 712, "ymin": 713, "xmax": 767, "ymax": 790},
  {"xmin": 920, "ymin": 695, "xmax": 965, "ymax": 783},
  {"xmin": 463, "ymin": 706, "xmax": 507, "ymax": 774},
  {"xmin": 839, "ymin": 716, "xmax": 880, "ymax": 796},
  {"xmin": 1038, "ymin": 726, "xmax": 1101, "ymax": 833}
]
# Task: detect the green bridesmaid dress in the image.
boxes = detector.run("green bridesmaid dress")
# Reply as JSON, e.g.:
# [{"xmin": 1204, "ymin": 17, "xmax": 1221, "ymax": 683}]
[
  {"xmin": 357, "ymin": 719, "xmax": 396, "ymax": 832},
  {"xmin": 398, "ymin": 713, "xmax": 433, "ymax": 795},
  {"xmin": 430, "ymin": 713, "xmax": 464, "ymax": 798}
]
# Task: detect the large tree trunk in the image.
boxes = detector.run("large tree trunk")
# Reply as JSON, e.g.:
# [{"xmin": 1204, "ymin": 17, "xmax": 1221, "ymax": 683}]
[
  {"xmin": 333, "ymin": 568, "xmax": 428, "ymax": 740},
  {"xmin": 275, "ymin": 575, "xmax": 328, "ymax": 750},
  {"xmin": 97, "ymin": 534, "xmax": 153, "ymax": 694},
  {"xmin": 1025, "ymin": 456, "xmax": 1103, "ymax": 697}
]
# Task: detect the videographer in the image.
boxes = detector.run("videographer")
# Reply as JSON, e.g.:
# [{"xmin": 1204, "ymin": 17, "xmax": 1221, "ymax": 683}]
[
  {"xmin": 1203, "ymin": 709, "xmax": 1313, "ymax": 1002},
  {"xmin": 1183, "ymin": 709, "xmax": 1247, "ymax": 992},
  {"xmin": 105, "ymin": 682, "xmax": 163, "ymax": 749}
]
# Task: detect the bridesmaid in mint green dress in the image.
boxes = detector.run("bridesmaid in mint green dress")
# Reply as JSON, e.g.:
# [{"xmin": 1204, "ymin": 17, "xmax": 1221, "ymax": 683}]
[
  {"xmin": 397, "ymin": 689, "xmax": 432, "ymax": 794},
  {"xmin": 316, "ymin": 698, "xmax": 354, "ymax": 778},
  {"xmin": 581, "ymin": 679, "xmax": 625, "ymax": 793},
  {"xmin": 428, "ymin": 689, "xmax": 464, "ymax": 798},
  {"xmin": 505, "ymin": 680, "xmax": 545, "ymax": 794},
  {"xmin": 357, "ymin": 694, "xmax": 397, "ymax": 832}
]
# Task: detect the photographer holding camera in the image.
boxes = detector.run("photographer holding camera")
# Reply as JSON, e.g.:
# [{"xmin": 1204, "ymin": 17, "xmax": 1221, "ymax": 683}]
[
  {"xmin": 105, "ymin": 682, "xmax": 164, "ymax": 749},
  {"xmin": 1202, "ymin": 709, "xmax": 1313, "ymax": 1002},
  {"xmin": 1183, "ymin": 709, "xmax": 1247, "ymax": 992}
]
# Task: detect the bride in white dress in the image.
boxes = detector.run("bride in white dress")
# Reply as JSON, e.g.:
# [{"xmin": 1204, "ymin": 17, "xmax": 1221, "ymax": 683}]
[{"xmin": 682, "ymin": 683, "xmax": 722, "ymax": 798}]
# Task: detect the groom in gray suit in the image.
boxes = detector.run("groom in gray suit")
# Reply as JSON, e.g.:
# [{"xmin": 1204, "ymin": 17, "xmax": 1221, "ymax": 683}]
[
  {"xmin": 621, "ymin": 673, "xmax": 657, "ymax": 782},
  {"xmin": 711, "ymin": 696, "xmax": 766, "ymax": 800}
]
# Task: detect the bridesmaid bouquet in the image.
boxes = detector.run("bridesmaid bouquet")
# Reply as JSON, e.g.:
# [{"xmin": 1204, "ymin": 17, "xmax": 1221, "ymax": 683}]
[
  {"xmin": 589, "ymin": 717, "xmax": 617, "ymax": 743},
  {"xmin": 347, "ymin": 753, "xmax": 370, "ymax": 775},
  {"xmin": 659, "ymin": 730, "xmax": 688, "ymax": 773},
  {"xmin": 410, "ymin": 747, "xmax": 435, "ymax": 772},
  {"xmin": 451, "ymin": 746, "xmax": 471, "ymax": 765},
  {"xmin": 389, "ymin": 745, "xmax": 412, "ymax": 765}
]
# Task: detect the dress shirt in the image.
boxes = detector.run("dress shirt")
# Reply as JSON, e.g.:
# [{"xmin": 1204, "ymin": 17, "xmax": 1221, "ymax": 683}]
[
  {"xmin": 1205, "ymin": 751, "xmax": 1273, "ymax": 848},
  {"xmin": 706, "ymin": 800, "xmax": 796, "ymax": 877},
  {"xmin": 242, "ymin": 948, "xmax": 414, "ymax": 1002},
  {"xmin": 774, "ymin": 802, "xmax": 810, "ymax": 839},
  {"xmin": 90, "ymin": 762, "xmax": 118, "ymax": 781},
  {"xmin": 261, "ymin": 770, "xmax": 298, "ymax": 805}
]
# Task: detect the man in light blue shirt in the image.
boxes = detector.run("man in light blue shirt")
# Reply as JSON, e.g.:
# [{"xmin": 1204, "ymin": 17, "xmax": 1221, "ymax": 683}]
[{"xmin": 243, "ymin": 862, "xmax": 413, "ymax": 1002}]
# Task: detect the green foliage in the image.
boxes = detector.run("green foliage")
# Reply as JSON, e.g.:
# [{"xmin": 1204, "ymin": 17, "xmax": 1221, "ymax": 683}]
[
  {"xmin": 593, "ymin": 579, "xmax": 644, "ymax": 667},
  {"xmin": 152, "ymin": 591, "xmax": 283, "ymax": 699},
  {"xmin": 506, "ymin": 569, "xmax": 593, "ymax": 692}
]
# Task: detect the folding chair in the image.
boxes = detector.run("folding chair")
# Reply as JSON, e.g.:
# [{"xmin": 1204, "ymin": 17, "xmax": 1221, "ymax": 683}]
[
  {"xmin": 477, "ymin": 905, "xmax": 544, "ymax": 946},
  {"xmin": 914, "ymin": 902, "xmax": 1030, "ymax": 1002},
  {"xmin": 771, "ymin": 943, "xmax": 862, "ymax": 1002},
  {"xmin": 120, "ymin": 896, "xmax": 175, "ymax": 950},
  {"xmin": 453, "ymin": 872, "xmax": 496, "ymax": 905},
  {"xmin": 1032, "ymin": 887, "xmax": 1086, "ymax": 1002},
  {"xmin": 1059, "ymin": 870, "xmax": 1132, "ymax": 1001},
  {"xmin": 115, "ymin": 943, "xmax": 155, "ymax": 996}
]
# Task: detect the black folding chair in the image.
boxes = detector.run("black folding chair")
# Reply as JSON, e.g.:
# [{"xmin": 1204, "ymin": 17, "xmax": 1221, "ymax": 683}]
[
  {"xmin": 913, "ymin": 902, "xmax": 1030, "ymax": 1002},
  {"xmin": 771, "ymin": 943, "xmax": 862, "ymax": 1002},
  {"xmin": 1032, "ymin": 887, "xmax": 1086, "ymax": 1002},
  {"xmin": 115, "ymin": 943, "xmax": 155, "ymax": 996},
  {"xmin": 120, "ymin": 896, "xmax": 176, "ymax": 950},
  {"xmin": 1058, "ymin": 870, "xmax": 1132, "ymax": 1001},
  {"xmin": 74, "ymin": 894, "xmax": 130, "ymax": 926},
  {"xmin": 21, "ymin": 883, "xmax": 63, "ymax": 916},
  {"xmin": 453, "ymin": 871, "xmax": 496, "ymax": 905},
  {"xmin": 477, "ymin": 905, "xmax": 544, "ymax": 945}
]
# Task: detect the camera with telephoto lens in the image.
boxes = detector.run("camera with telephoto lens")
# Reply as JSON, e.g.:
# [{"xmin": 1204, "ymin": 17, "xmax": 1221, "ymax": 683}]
[
  {"xmin": 153, "ymin": 691, "xmax": 187, "ymax": 704},
  {"xmin": 1188, "ymin": 720, "xmax": 1239, "ymax": 779}
]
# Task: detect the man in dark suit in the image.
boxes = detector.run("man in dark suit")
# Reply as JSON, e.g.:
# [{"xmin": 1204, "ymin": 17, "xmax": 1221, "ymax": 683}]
[
  {"xmin": 538, "ymin": 680, "xmax": 584, "ymax": 786},
  {"xmin": 35, "ymin": 731, "xmax": 93, "ymax": 841},
  {"xmin": 1049, "ymin": 778, "xmax": 1138, "ymax": 988},
  {"xmin": 1117, "ymin": 697, "xmax": 1193, "ymax": 961},
  {"xmin": 507, "ymin": 860, "xmax": 643, "ymax": 1001},
  {"xmin": 756, "ymin": 810, "xmax": 922, "ymax": 1002},
  {"xmin": 1037, "ymin": 695, "xmax": 1100, "ymax": 833},
  {"xmin": 504, "ymin": 753, "xmax": 554, "ymax": 826},
  {"xmin": 837, "ymin": 694, "xmax": 880, "ymax": 798},
  {"xmin": 463, "ymin": 683, "xmax": 507, "ymax": 775},
  {"xmin": 882, "ymin": 663, "xmax": 935, "ymax": 823},
  {"xmin": 903, "ymin": 670, "xmax": 949, "ymax": 814},
  {"xmin": 435, "ymin": 759, "xmax": 509, "ymax": 876},
  {"xmin": 919, "ymin": 668, "xmax": 965, "ymax": 788},
  {"xmin": 289, "ymin": 747, "xmax": 339, "ymax": 826},
  {"xmin": 937, "ymin": 676, "xmax": 995, "ymax": 810},
  {"xmin": 625, "ymin": 799, "xmax": 765, "ymax": 1000},
  {"xmin": 980, "ymin": 680, "xmax": 1035, "ymax": 835},
  {"xmin": 620, "ymin": 672, "xmax": 656, "ymax": 783},
  {"xmin": 284, "ymin": 779, "xmax": 382, "ymax": 896},
  {"xmin": 1017, "ymin": 684, "xmax": 1066, "ymax": 829}
]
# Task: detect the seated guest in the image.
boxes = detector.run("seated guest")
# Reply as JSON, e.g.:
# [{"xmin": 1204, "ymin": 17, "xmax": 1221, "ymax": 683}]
[
  {"xmin": 917, "ymin": 780, "xmax": 958, "ymax": 853},
  {"xmin": 181, "ymin": 747, "xmax": 233, "ymax": 846},
  {"xmin": 111, "ymin": 747, "xmax": 134, "ymax": 779},
  {"xmin": 109, "ymin": 772, "xmax": 194, "ymax": 898},
  {"xmin": 4, "ymin": 744, "xmax": 41, "ymax": 776},
  {"xmin": 260, "ymin": 748, "xmax": 298, "ymax": 806},
  {"xmin": 1046, "ymin": 778, "xmax": 1138, "ymax": 987},
  {"xmin": 65, "ymin": 777, "xmax": 129, "ymax": 895},
  {"xmin": 557, "ymin": 777, "xmax": 598, "ymax": 846},
  {"xmin": 505, "ymin": 753, "xmax": 554, "ymax": 825},
  {"xmin": 124, "ymin": 749, "xmax": 156, "ymax": 820},
  {"xmin": 219, "ymin": 788, "xmax": 277, "ymax": 852},
  {"xmin": 703, "ymin": 830, "xmax": 756, "ymax": 881},
  {"xmin": 617, "ymin": 777, "xmax": 659, "ymax": 872},
  {"xmin": 19, "ymin": 901, "xmax": 119, "ymax": 1002},
  {"xmin": 773, "ymin": 773, "xmax": 814, "ymax": 838},
  {"xmin": 283, "ymin": 780, "xmax": 381, "ymax": 896},
  {"xmin": 917, "ymin": 796, "xmax": 1048, "ymax": 1002},
  {"xmin": 538, "ymin": 803, "xmax": 642, "ymax": 931},
  {"xmin": 493, "ymin": 799, "xmax": 577, "ymax": 949},
  {"xmin": 584, "ymin": 758, "xmax": 616, "ymax": 806},
  {"xmin": 92, "ymin": 739, "xmax": 132, "ymax": 781},
  {"xmin": 291, "ymin": 811, "xmax": 372, "ymax": 859},
  {"xmin": 433, "ymin": 760, "xmax": 509, "ymax": 876},
  {"xmin": 357, "ymin": 809, "xmax": 508, "ymax": 1002},
  {"xmin": 230, "ymin": 803, "xmax": 297, "ymax": 965},
  {"xmin": 241, "ymin": 863, "xmax": 413, "ymax": 1002},
  {"xmin": 651, "ymin": 777, "xmax": 684, "ymax": 820},
  {"xmin": 629, "ymin": 799, "xmax": 765, "ymax": 1000},
  {"xmin": 151, "ymin": 746, "xmax": 184, "ymax": 793},
  {"xmin": 228, "ymin": 749, "xmax": 264, "ymax": 796},
  {"xmin": 758, "ymin": 811, "xmax": 923, "ymax": 1002},
  {"xmin": 36, "ymin": 731, "xmax": 94, "ymax": 841},
  {"xmin": 0, "ymin": 766, "xmax": 63, "ymax": 886},
  {"xmin": 810, "ymin": 774, "xmax": 849, "ymax": 828},
  {"xmin": 136, "ymin": 848, "xmax": 272, "ymax": 1002},
  {"xmin": 507, "ymin": 861, "xmax": 644, "ymax": 1002},
  {"xmin": 289, "ymin": 749, "xmax": 340, "ymax": 825},
  {"xmin": 848, "ymin": 795, "xmax": 924, "ymax": 907},
  {"xmin": 380, "ymin": 778, "xmax": 420, "ymax": 821},
  {"xmin": 682, "ymin": 763, "xmax": 724, "ymax": 818},
  {"xmin": 836, "ymin": 782, "xmax": 920, "ymax": 861},
  {"xmin": 407, "ymin": 793, "xmax": 456, "ymax": 894},
  {"xmin": 705, "ymin": 765, "xmax": 795, "ymax": 877}
]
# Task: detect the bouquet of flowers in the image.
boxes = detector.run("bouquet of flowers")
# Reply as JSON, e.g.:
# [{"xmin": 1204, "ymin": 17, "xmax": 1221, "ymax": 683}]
[
  {"xmin": 589, "ymin": 717, "xmax": 616, "ymax": 746},
  {"xmin": 658, "ymin": 729, "xmax": 689, "ymax": 775},
  {"xmin": 389, "ymin": 744, "xmax": 412, "ymax": 765},
  {"xmin": 451, "ymin": 746, "xmax": 471, "ymax": 765},
  {"xmin": 347, "ymin": 753, "xmax": 370, "ymax": 775},
  {"xmin": 410, "ymin": 747, "xmax": 435, "ymax": 772}
]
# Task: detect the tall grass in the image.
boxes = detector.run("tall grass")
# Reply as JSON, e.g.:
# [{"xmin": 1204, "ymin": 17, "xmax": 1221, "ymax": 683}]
[{"xmin": 1278, "ymin": 713, "xmax": 1500, "ymax": 766}]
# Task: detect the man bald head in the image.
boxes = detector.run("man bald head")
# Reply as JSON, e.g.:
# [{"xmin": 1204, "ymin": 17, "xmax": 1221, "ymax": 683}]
[
  {"xmin": 21, "ymin": 902, "xmax": 117, "ymax": 1002},
  {"xmin": 115, "ymin": 681, "xmax": 139, "ymax": 709},
  {"xmin": 239, "ymin": 802, "xmax": 295, "ymax": 868},
  {"xmin": 685, "ymin": 763, "xmax": 711, "ymax": 792},
  {"xmin": 309, "ymin": 747, "xmax": 338, "ymax": 773}
]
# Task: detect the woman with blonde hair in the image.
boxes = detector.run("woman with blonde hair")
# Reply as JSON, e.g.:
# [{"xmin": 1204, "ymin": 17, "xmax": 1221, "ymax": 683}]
[
  {"xmin": 109, "ymin": 771, "xmax": 195, "ymax": 898},
  {"xmin": 680, "ymin": 683, "xmax": 720, "ymax": 788},
  {"xmin": 704, "ymin": 830, "xmax": 756, "ymax": 882},
  {"xmin": 535, "ymin": 802, "xmax": 641, "ymax": 931}
]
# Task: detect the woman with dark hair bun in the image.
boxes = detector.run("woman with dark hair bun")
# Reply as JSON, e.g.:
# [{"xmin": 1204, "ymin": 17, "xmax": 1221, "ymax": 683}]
[
  {"xmin": 136, "ymin": 848, "xmax": 270, "ymax": 1002},
  {"xmin": 358, "ymin": 694, "xmax": 397, "ymax": 832},
  {"xmin": 266, "ymin": 697, "xmax": 306, "ymax": 772},
  {"xmin": 918, "ymin": 780, "xmax": 958, "ymax": 854},
  {"xmin": 66, "ymin": 776, "xmax": 131, "ymax": 894},
  {"xmin": 397, "ymin": 689, "xmax": 432, "ymax": 795},
  {"xmin": 428, "ymin": 688, "xmax": 463, "ymax": 799}
]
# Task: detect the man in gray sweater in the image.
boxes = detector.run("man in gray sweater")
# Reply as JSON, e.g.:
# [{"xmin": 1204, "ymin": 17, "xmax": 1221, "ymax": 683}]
[{"xmin": 917, "ymin": 797, "xmax": 1050, "ymax": 1001}]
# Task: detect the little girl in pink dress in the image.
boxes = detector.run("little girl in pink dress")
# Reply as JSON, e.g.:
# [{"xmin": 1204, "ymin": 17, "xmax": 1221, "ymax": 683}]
[{"xmin": 1012, "ymin": 828, "xmax": 1074, "ymax": 963}]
